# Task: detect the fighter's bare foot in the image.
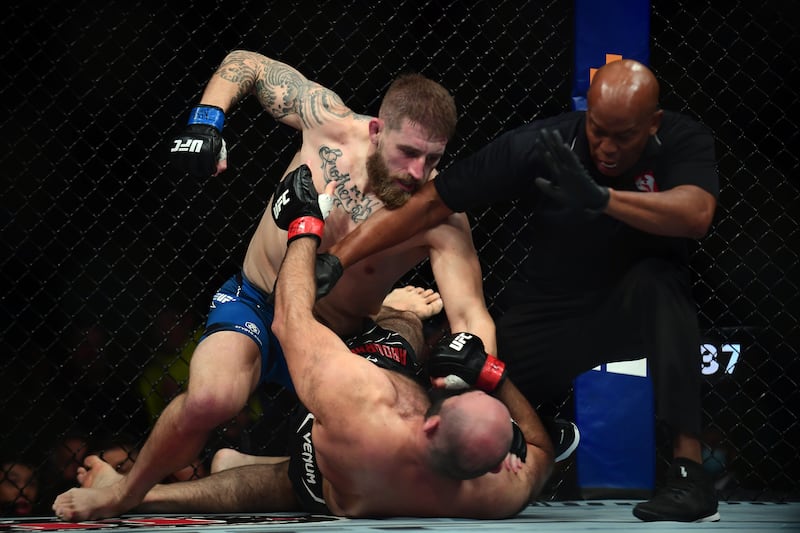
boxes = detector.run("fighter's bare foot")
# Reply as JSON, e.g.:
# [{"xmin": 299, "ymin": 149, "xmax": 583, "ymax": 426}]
[
  {"xmin": 52, "ymin": 455, "xmax": 135, "ymax": 522},
  {"xmin": 382, "ymin": 286, "xmax": 443, "ymax": 320},
  {"xmin": 77, "ymin": 455, "xmax": 124, "ymax": 488}
]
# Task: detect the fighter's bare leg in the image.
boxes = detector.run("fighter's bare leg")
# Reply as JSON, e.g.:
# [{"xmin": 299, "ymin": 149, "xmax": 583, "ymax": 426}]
[
  {"xmin": 53, "ymin": 331, "xmax": 261, "ymax": 521},
  {"xmin": 139, "ymin": 461, "xmax": 299, "ymax": 513},
  {"xmin": 167, "ymin": 458, "xmax": 209, "ymax": 482},
  {"xmin": 381, "ymin": 286, "xmax": 443, "ymax": 320},
  {"xmin": 68, "ymin": 452, "xmax": 298, "ymax": 514},
  {"xmin": 210, "ymin": 448, "xmax": 289, "ymax": 473}
]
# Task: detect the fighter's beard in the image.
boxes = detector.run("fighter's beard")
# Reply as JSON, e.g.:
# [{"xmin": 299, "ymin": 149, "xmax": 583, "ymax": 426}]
[{"xmin": 365, "ymin": 151, "xmax": 418, "ymax": 210}]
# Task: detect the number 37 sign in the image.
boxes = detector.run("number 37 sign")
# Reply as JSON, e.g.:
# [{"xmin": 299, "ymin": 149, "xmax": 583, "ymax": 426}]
[{"xmin": 701, "ymin": 343, "xmax": 741, "ymax": 376}]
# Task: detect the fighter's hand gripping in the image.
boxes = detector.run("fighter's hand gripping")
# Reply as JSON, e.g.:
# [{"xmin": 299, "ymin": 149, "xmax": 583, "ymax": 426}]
[
  {"xmin": 429, "ymin": 332, "xmax": 507, "ymax": 393},
  {"xmin": 534, "ymin": 128, "xmax": 609, "ymax": 214},
  {"xmin": 169, "ymin": 104, "xmax": 228, "ymax": 177},
  {"xmin": 271, "ymin": 164, "xmax": 334, "ymax": 245}
]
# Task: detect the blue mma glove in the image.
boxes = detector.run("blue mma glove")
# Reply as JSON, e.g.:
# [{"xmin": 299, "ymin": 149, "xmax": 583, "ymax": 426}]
[{"xmin": 169, "ymin": 105, "xmax": 227, "ymax": 177}]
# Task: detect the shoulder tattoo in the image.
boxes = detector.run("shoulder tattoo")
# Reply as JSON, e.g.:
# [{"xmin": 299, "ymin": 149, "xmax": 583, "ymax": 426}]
[{"xmin": 258, "ymin": 66, "xmax": 352, "ymax": 128}]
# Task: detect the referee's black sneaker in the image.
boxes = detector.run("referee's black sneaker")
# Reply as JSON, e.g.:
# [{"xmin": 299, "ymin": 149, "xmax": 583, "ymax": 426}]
[
  {"xmin": 544, "ymin": 418, "xmax": 580, "ymax": 462},
  {"xmin": 633, "ymin": 458, "xmax": 721, "ymax": 522}
]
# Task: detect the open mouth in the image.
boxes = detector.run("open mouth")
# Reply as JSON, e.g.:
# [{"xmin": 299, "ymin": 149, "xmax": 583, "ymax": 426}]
[{"xmin": 395, "ymin": 180, "xmax": 416, "ymax": 192}]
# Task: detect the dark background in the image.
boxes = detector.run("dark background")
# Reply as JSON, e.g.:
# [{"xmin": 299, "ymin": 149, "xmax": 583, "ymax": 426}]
[{"xmin": 1, "ymin": 0, "xmax": 797, "ymax": 513}]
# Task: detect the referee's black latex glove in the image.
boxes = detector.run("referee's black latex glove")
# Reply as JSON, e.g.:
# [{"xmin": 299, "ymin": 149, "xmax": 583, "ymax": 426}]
[
  {"xmin": 315, "ymin": 253, "xmax": 343, "ymax": 299},
  {"xmin": 534, "ymin": 128, "xmax": 610, "ymax": 214}
]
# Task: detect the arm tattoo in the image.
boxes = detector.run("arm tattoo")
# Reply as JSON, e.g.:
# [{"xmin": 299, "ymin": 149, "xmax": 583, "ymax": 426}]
[
  {"xmin": 214, "ymin": 52, "xmax": 260, "ymax": 111},
  {"xmin": 213, "ymin": 52, "xmax": 354, "ymax": 127},
  {"xmin": 319, "ymin": 146, "xmax": 380, "ymax": 223},
  {"xmin": 256, "ymin": 60, "xmax": 352, "ymax": 128}
]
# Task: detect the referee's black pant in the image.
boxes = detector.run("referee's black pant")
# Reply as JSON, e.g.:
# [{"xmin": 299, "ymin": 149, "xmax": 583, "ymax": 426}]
[{"xmin": 497, "ymin": 257, "xmax": 703, "ymax": 437}]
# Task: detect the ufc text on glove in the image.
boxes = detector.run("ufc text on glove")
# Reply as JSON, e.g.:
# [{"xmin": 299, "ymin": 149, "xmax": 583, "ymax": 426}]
[
  {"xmin": 169, "ymin": 104, "xmax": 228, "ymax": 177},
  {"xmin": 271, "ymin": 164, "xmax": 334, "ymax": 244},
  {"xmin": 429, "ymin": 332, "xmax": 507, "ymax": 393}
]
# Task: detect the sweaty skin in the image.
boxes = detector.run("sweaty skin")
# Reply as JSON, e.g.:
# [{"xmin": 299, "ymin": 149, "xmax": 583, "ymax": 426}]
[
  {"xmin": 52, "ymin": 51, "xmax": 495, "ymax": 522},
  {"xmin": 63, "ymin": 244, "xmax": 554, "ymax": 519},
  {"xmin": 271, "ymin": 236, "xmax": 550, "ymax": 517},
  {"xmin": 226, "ymin": 54, "xmax": 491, "ymax": 341},
  {"xmin": 70, "ymin": 380, "xmax": 553, "ymax": 518}
]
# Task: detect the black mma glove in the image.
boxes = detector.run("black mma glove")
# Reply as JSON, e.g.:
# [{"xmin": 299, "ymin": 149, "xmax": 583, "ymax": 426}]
[
  {"xmin": 315, "ymin": 253, "xmax": 343, "ymax": 299},
  {"xmin": 429, "ymin": 332, "xmax": 507, "ymax": 393},
  {"xmin": 169, "ymin": 105, "xmax": 227, "ymax": 177},
  {"xmin": 534, "ymin": 128, "xmax": 610, "ymax": 214},
  {"xmin": 271, "ymin": 164, "xmax": 334, "ymax": 245},
  {"xmin": 510, "ymin": 419, "xmax": 528, "ymax": 463}
]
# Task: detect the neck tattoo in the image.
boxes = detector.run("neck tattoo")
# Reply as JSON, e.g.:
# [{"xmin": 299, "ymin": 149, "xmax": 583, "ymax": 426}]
[{"xmin": 319, "ymin": 145, "xmax": 380, "ymax": 223}]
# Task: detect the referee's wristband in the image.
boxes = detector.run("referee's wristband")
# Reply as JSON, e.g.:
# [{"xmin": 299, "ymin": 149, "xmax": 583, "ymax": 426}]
[{"xmin": 187, "ymin": 105, "xmax": 225, "ymax": 132}]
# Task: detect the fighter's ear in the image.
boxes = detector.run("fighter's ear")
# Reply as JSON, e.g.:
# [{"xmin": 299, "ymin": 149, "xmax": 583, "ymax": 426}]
[
  {"xmin": 368, "ymin": 117, "xmax": 383, "ymax": 144},
  {"xmin": 423, "ymin": 415, "xmax": 441, "ymax": 436}
]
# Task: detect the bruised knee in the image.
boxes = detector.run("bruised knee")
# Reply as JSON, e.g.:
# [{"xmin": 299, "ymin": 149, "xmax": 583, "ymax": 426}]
[{"xmin": 180, "ymin": 386, "xmax": 249, "ymax": 430}]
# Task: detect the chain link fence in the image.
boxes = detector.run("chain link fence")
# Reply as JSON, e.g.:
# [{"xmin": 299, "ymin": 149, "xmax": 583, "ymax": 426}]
[{"xmin": 1, "ymin": 0, "xmax": 798, "ymax": 515}]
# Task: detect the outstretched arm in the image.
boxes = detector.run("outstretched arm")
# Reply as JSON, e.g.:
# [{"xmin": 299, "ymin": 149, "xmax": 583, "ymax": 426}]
[
  {"xmin": 272, "ymin": 236, "xmax": 380, "ymax": 421},
  {"xmin": 426, "ymin": 212, "xmax": 496, "ymax": 354},
  {"xmin": 328, "ymin": 180, "xmax": 453, "ymax": 269},
  {"xmin": 318, "ymin": 127, "xmax": 536, "ymax": 294}
]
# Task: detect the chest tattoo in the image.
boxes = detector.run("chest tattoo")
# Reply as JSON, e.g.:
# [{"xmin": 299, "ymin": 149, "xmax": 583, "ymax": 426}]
[{"xmin": 319, "ymin": 145, "xmax": 379, "ymax": 223}]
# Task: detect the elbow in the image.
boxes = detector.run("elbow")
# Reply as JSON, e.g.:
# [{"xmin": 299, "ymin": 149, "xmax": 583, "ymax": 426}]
[
  {"xmin": 687, "ymin": 205, "xmax": 715, "ymax": 239},
  {"xmin": 429, "ymin": 194, "xmax": 449, "ymax": 218},
  {"xmin": 422, "ymin": 181, "xmax": 453, "ymax": 225},
  {"xmin": 687, "ymin": 218, "xmax": 711, "ymax": 239},
  {"xmin": 687, "ymin": 190, "xmax": 717, "ymax": 239},
  {"xmin": 271, "ymin": 307, "xmax": 289, "ymax": 344}
]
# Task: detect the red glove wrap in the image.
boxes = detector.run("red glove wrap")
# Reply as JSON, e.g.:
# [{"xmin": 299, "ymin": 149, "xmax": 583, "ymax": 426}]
[
  {"xmin": 288, "ymin": 216, "xmax": 325, "ymax": 243},
  {"xmin": 475, "ymin": 354, "xmax": 506, "ymax": 392}
]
